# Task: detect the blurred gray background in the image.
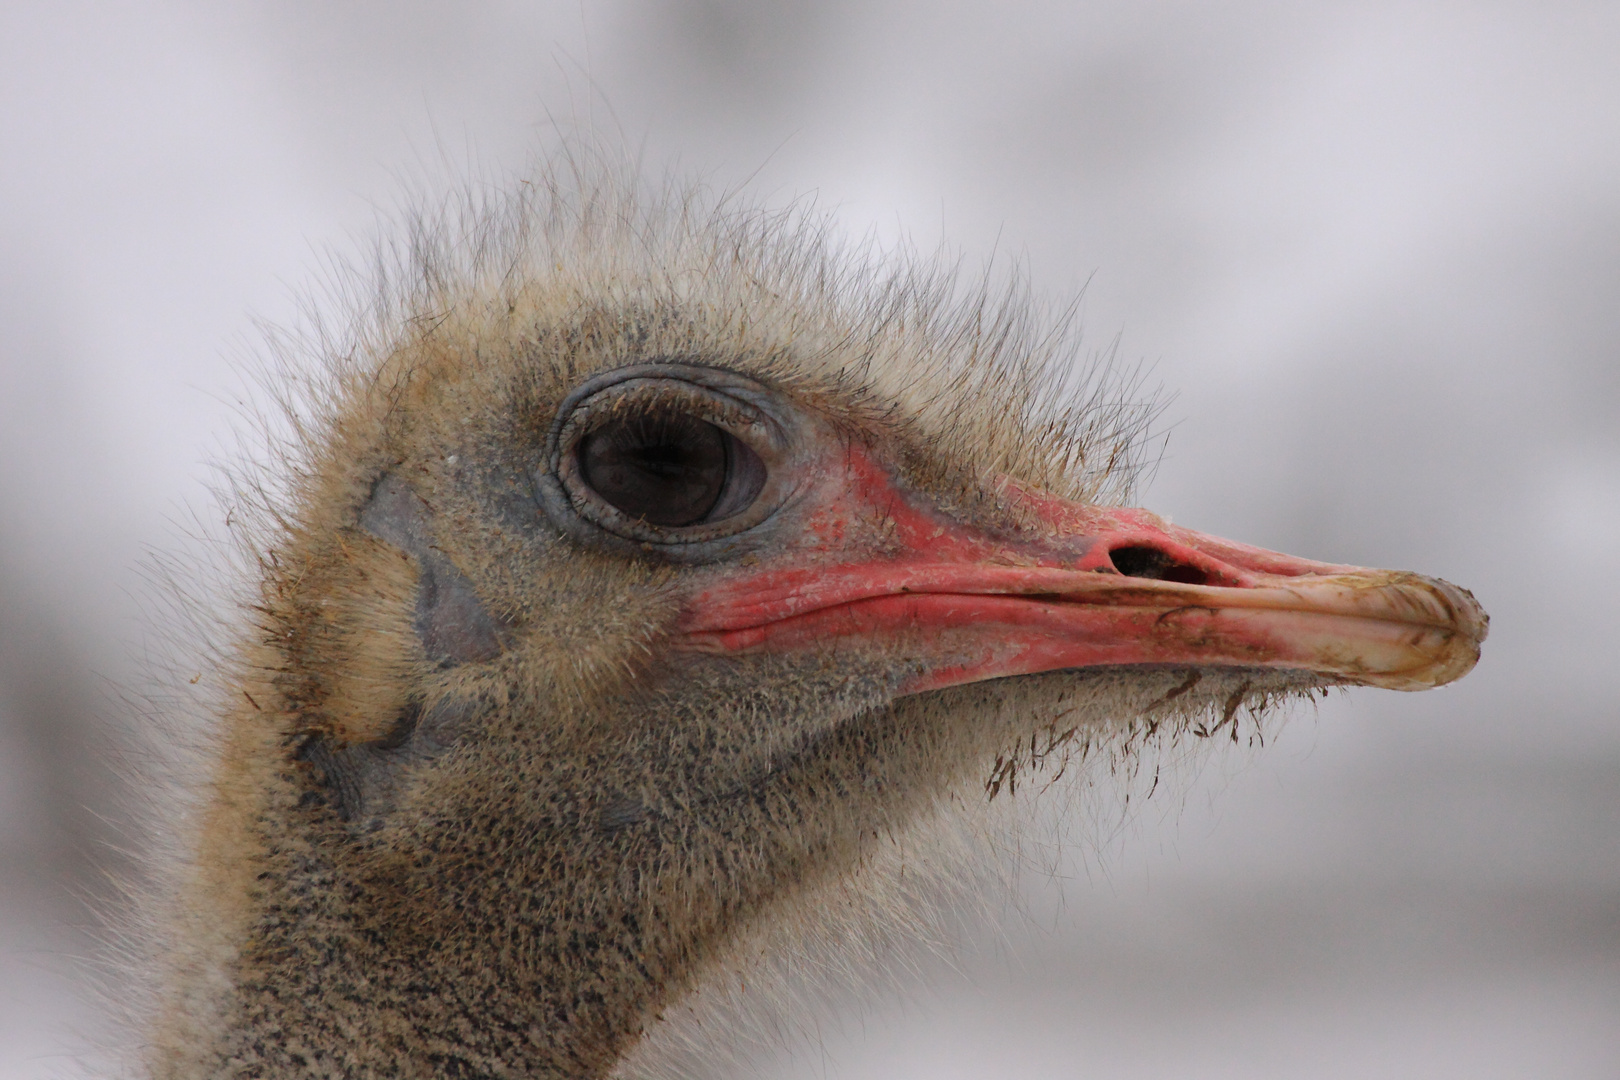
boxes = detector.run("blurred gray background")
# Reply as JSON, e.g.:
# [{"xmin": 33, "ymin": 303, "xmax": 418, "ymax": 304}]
[{"xmin": 2, "ymin": 2, "xmax": 1616, "ymax": 1077}]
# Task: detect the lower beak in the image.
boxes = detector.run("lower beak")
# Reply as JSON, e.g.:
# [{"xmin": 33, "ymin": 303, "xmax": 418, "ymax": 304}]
[{"xmin": 680, "ymin": 488, "xmax": 1487, "ymax": 696}]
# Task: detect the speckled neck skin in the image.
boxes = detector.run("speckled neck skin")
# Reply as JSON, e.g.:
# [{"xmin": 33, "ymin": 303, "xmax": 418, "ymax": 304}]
[
  {"xmin": 188, "ymin": 658, "xmax": 905, "ymax": 1078},
  {"xmin": 159, "ymin": 641, "xmax": 1203, "ymax": 1079}
]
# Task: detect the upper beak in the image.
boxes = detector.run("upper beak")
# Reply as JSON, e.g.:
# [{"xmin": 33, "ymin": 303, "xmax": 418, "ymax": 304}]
[{"xmin": 679, "ymin": 463, "xmax": 1488, "ymax": 697}]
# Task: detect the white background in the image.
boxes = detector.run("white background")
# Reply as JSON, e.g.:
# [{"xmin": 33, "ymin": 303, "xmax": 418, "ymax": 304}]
[{"xmin": 1, "ymin": 2, "xmax": 1616, "ymax": 1077}]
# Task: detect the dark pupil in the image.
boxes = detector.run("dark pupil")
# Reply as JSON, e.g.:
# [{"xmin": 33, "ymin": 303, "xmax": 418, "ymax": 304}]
[{"xmin": 578, "ymin": 412, "xmax": 728, "ymax": 527}]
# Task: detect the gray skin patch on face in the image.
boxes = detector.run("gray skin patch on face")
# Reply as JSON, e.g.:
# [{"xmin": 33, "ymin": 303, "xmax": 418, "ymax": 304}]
[
  {"xmin": 358, "ymin": 472, "xmax": 506, "ymax": 666},
  {"xmin": 300, "ymin": 696, "xmax": 487, "ymax": 829},
  {"xmin": 300, "ymin": 473, "xmax": 509, "ymax": 832}
]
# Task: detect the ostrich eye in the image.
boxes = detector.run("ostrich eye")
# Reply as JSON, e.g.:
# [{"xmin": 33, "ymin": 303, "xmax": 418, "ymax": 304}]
[
  {"xmin": 578, "ymin": 410, "xmax": 764, "ymax": 527},
  {"xmin": 542, "ymin": 366, "xmax": 789, "ymax": 550}
]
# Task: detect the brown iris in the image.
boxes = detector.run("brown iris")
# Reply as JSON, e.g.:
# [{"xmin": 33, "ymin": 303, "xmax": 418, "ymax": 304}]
[{"xmin": 578, "ymin": 409, "xmax": 762, "ymax": 528}]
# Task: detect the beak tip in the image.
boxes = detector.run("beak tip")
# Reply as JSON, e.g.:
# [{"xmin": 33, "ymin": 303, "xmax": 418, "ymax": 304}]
[{"xmin": 1367, "ymin": 588, "xmax": 1488, "ymax": 692}]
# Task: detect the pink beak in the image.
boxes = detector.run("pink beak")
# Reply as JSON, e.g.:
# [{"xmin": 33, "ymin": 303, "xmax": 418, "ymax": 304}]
[{"xmin": 679, "ymin": 449, "xmax": 1487, "ymax": 696}]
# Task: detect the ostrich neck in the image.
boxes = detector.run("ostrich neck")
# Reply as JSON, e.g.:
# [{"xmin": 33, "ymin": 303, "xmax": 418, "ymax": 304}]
[{"xmin": 155, "ymin": 656, "xmax": 984, "ymax": 1080}]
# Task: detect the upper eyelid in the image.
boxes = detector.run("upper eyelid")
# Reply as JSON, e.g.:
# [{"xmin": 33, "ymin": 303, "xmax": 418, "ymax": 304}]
[{"xmin": 562, "ymin": 383, "xmax": 780, "ymax": 456}]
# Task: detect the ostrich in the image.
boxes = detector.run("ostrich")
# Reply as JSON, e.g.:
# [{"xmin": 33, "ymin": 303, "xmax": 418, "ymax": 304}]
[{"xmin": 134, "ymin": 154, "xmax": 1486, "ymax": 1080}]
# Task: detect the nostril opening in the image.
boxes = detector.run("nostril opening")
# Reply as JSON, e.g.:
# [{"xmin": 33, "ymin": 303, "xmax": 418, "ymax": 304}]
[{"xmin": 1109, "ymin": 546, "xmax": 1210, "ymax": 585}]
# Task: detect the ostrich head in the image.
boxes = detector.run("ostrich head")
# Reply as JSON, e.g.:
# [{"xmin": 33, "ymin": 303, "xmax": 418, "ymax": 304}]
[{"xmin": 141, "ymin": 154, "xmax": 1486, "ymax": 1079}]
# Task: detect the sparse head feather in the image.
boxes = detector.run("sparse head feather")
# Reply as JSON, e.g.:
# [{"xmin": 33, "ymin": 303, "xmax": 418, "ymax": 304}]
[{"xmin": 259, "ymin": 145, "xmax": 1160, "ymax": 530}]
